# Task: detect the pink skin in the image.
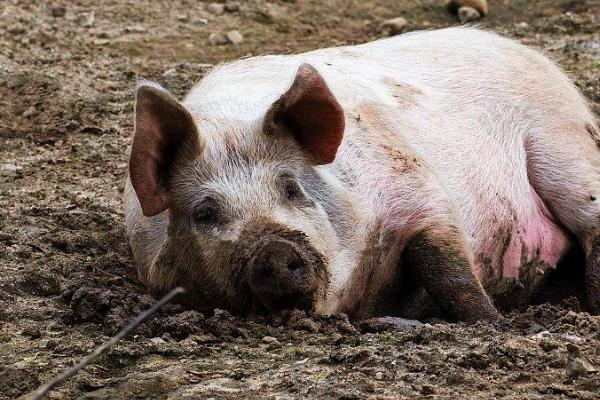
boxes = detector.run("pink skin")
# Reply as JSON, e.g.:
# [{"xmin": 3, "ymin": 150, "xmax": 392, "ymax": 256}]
[
  {"xmin": 497, "ymin": 189, "xmax": 571, "ymax": 280},
  {"xmin": 351, "ymin": 145, "xmax": 571, "ymax": 284}
]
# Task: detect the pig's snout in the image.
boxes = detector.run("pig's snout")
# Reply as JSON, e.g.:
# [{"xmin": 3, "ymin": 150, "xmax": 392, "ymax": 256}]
[{"xmin": 249, "ymin": 238, "xmax": 314, "ymax": 310}]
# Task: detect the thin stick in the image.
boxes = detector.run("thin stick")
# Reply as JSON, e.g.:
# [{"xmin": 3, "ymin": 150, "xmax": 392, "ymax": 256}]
[{"xmin": 28, "ymin": 287, "xmax": 185, "ymax": 400}]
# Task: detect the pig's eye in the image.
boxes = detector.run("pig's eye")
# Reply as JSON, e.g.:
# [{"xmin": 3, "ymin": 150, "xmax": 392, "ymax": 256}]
[
  {"xmin": 193, "ymin": 200, "xmax": 220, "ymax": 225},
  {"xmin": 284, "ymin": 180, "xmax": 303, "ymax": 201}
]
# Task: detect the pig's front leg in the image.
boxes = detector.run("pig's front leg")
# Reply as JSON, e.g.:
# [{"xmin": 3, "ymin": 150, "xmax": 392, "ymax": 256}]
[{"xmin": 403, "ymin": 228, "xmax": 499, "ymax": 323}]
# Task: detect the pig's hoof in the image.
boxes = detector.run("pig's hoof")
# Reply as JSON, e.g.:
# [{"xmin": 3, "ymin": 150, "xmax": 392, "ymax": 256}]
[{"xmin": 359, "ymin": 316, "xmax": 424, "ymax": 333}]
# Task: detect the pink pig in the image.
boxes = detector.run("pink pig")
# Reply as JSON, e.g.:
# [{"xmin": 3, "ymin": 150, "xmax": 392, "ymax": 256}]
[{"xmin": 125, "ymin": 27, "xmax": 600, "ymax": 322}]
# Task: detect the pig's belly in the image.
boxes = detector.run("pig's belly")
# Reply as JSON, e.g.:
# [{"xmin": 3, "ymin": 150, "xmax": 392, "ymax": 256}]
[{"xmin": 469, "ymin": 188, "xmax": 573, "ymax": 305}]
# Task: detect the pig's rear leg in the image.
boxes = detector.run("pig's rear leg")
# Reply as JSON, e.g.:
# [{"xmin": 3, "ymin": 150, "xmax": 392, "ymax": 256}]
[
  {"xmin": 403, "ymin": 228, "xmax": 499, "ymax": 322},
  {"xmin": 526, "ymin": 123, "xmax": 600, "ymax": 313}
]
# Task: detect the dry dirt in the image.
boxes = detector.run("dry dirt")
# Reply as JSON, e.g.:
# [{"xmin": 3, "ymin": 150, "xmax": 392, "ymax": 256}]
[{"xmin": 1, "ymin": 0, "xmax": 600, "ymax": 399}]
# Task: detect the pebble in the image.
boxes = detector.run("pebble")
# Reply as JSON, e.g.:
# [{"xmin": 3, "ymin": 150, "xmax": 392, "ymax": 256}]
[
  {"xmin": 207, "ymin": 3, "xmax": 225, "ymax": 15},
  {"xmin": 163, "ymin": 68, "xmax": 177, "ymax": 77},
  {"xmin": 208, "ymin": 32, "xmax": 229, "ymax": 46},
  {"xmin": 293, "ymin": 358, "xmax": 309, "ymax": 366},
  {"xmin": 226, "ymin": 30, "xmax": 244, "ymax": 44},
  {"xmin": 175, "ymin": 13, "xmax": 189, "ymax": 22},
  {"xmin": 82, "ymin": 12, "xmax": 95, "ymax": 28},
  {"xmin": 124, "ymin": 24, "xmax": 146, "ymax": 33},
  {"xmin": 380, "ymin": 17, "xmax": 408, "ymax": 35},
  {"xmin": 446, "ymin": 0, "xmax": 488, "ymax": 16},
  {"xmin": 262, "ymin": 336, "xmax": 278, "ymax": 344},
  {"xmin": 458, "ymin": 6, "xmax": 481, "ymax": 23},
  {"xmin": 150, "ymin": 337, "xmax": 166, "ymax": 345}
]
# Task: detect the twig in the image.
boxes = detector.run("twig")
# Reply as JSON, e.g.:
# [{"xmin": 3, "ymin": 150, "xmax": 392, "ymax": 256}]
[{"xmin": 27, "ymin": 287, "xmax": 185, "ymax": 400}]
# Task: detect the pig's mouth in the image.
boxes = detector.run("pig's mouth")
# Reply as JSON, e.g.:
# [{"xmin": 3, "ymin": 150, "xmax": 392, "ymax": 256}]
[{"xmin": 232, "ymin": 225, "xmax": 330, "ymax": 315}]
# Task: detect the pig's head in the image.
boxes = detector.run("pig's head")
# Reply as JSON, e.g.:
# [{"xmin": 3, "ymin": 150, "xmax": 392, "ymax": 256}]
[{"xmin": 129, "ymin": 64, "xmax": 354, "ymax": 315}]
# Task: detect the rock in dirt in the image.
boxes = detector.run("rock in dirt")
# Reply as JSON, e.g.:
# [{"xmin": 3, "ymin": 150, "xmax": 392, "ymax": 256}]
[
  {"xmin": 262, "ymin": 335, "xmax": 278, "ymax": 344},
  {"xmin": 207, "ymin": 3, "xmax": 225, "ymax": 15},
  {"xmin": 150, "ymin": 337, "xmax": 166, "ymax": 345},
  {"xmin": 226, "ymin": 30, "xmax": 244, "ymax": 44},
  {"xmin": 458, "ymin": 6, "xmax": 481, "ymax": 23},
  {"xmin": 445, "ymin": 0, "xmax": 488, "ymax": 17},
  {"xmin": 81, "ymin": 12, "xmax": 95, "ymax": 28},
  {"xmin": 380, "ymin": 17, "xmax": 408, "ymax": 36},
  {"xmin": 208, "ymin": 32, "xmax": 229, "ymax": 46},
  {"xmin": 565, "ymin": 343, "xmax": 598, "ymax": 381}
]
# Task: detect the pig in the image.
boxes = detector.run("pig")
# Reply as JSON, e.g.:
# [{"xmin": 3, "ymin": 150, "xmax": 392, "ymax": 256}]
[{"xmin": 124, "ymin": 27, "xmax": 600, "ymax": 322}]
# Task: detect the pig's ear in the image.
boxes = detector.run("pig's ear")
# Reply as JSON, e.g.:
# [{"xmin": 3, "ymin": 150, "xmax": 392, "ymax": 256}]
[
  {"xmin": 264, "ymin": 64, "xmax": 345, "ymax": 165},
  {"xmin": 130, "ymin": 82, "xmax": 201, "ymax": 217}
]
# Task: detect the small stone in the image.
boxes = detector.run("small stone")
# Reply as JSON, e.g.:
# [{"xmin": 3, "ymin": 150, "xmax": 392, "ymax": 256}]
[
  {"xmin": 82, "ymin": 12, "xmax": 95, "ymax": 28},
  {"xmin": 208, "ymin": 32, "xmax": 229, "ymax": 46},
  {"xmin": 380, "ymin": 17, "xmax": 408, "ymax": 36},
  {"xmin": 175, "ymin": 13, "xmax": 188, "ymax": 22},
  {"xmin": 22, "ymin": 106, "xmax": 37, "ymax": 118},
  {"xmin": 163, "ymin": 68, "xmax": 177, "ymax": 77},
  {"xmin": 207, "ymin": 3, "xmax": 226, "ymax": 15},
  {"xmin": 124, "ymin": 24, "xmax": 146, "ymax": 33},
  {"xmin": 225, "ymin": 2, "xmax": 240, "ymax": 12},
  {"xmin": 375, "ymin": 371, "xmax": 383, "ymax": 380},
  {"xmin": 293, "ymin": 358, "xmax": 309, "ymax": 366},
  {"xmin": 226, "ymin": 30, "xmax": 244, "ymax": 44},
  {"xmin": 446, "ymin": 0, "xmax": 488, "ymax": 16},
  {"xmin": 262, "ymin": 336, "xmax": 278, "ymax": 344},
  {"xmin": 50, "ymin": 6, "xmax": 66, "ymax": 18},
  {"xmin": 516, "ymin": 22, "xmax": 529, "ymax": 29},
  {"xmin": 458, "ymin": 6, "xmax": 481, "ymax": 23},
  {"xmin": 150, "ymin": 337, "xmax": 166, "ymax": 345},
  {"xmin": 564, "ymin": 334, "xmax": 584, "ymax": 343}
]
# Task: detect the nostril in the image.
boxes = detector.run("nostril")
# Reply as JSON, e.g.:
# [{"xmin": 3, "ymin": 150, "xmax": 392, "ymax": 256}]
[
  {"xmin": 288, "ymin": 261, "xmax": 305, "ymax": 278},
  {"xmin": 257, "ymin": 266, "xmax": 274, "ymax": 280}
]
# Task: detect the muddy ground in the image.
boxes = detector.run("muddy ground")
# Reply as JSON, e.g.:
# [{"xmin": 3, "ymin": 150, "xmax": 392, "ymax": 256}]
[{"xmin": 1, "ymin": 0, "xmax": 599, "ymax": 399}]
